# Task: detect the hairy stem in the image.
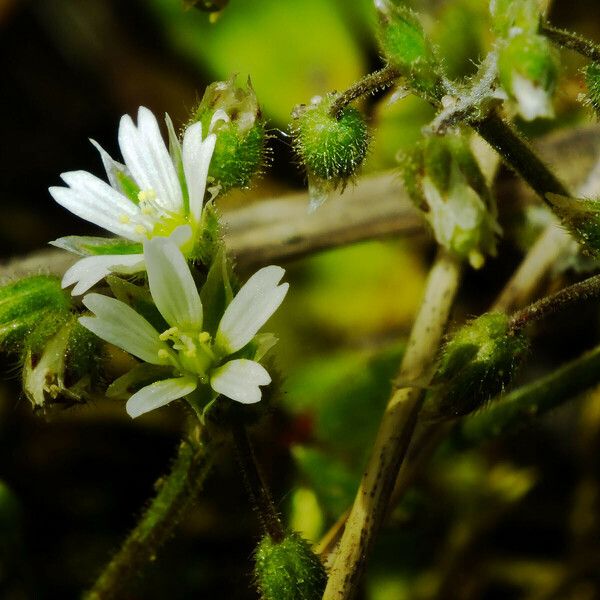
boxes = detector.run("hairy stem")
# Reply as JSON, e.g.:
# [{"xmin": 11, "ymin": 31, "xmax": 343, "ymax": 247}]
[
  {"xmin": 323, "ymin": 250, "xmax": 462, "ymax": 600},
  {"xmin": 329, "ymin": 64, "xmax": 402, "ymax": 118},
  {"xmin": 456, "ymin": 343, "xmax": 600, "ymax": 447},
  {"xmin": 230, "ymin": 415, "xmax": 285, "ymax": 543},
  {"xmin": 84, "ymin": 438, "xmax": 216, "ymax": 600},
  {"xmin": 542, "ymin": 23, "xmax": 600, "ymax": 63},
  {"xmin": 510, "ymin": 273, "xmax": 600, "ymax": 332}
]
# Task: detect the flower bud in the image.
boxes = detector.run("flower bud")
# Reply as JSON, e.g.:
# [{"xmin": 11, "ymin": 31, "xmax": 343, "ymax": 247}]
[
  {"xmin": 584, "ymin": 62, "xmax": 600, "ymax": 118},
  {"xmin": 400, "ymin": 134, "xmax": 500, "ymax": 268},
  {"xmin": 0, "ymin": 275, "xmax": 71, "ymax": 354},
  {"xmin": 254, "ymin": 531, "xmax": 327, "ymax": 600},
  {"xmin": 22, "ymin": 317, "xmax": 99, "ymax": 409},
  {"xmin": 292, "ymin": 94, "xmax": 369, "ymax": 210},
  {"xmin": 375, "ymin": 0, "xmax": 441, "ymax": 98},
  {"xmin": 490, "ymin": 0, "xmax": 540, "ymax": 37},
  {"xmin": 546, "ymin": 193, "xmax": 600, "ymax": 256},
  {"xmin": 498, "ymin": 34, "xmax": 558, "ymax": 121},
  {"xmin": 192, "ymin": 77, "xmax": 267, "ymax": 193},
  {"xmin": 423, "ymin": 313, "xmax": 529, "ymax": 421}
]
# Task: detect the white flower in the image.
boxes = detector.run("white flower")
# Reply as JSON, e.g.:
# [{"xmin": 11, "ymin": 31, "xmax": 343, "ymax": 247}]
[
  {"xmin": 49, "ymin": 107, "xmax": 220, "ymax": 295},
  {"xmin": 79, "ymin": 236, "xmax": 288, "ymax": 418}
]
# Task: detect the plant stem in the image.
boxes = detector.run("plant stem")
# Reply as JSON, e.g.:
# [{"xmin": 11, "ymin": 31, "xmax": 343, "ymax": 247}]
[
  {"xmin": 542, "ymin": 23, "xmax": 600, "ymax": 63},
  {"xmin": 322, "ymin": 249, "xmax": 462, "ymax": 600},
  {"xmin": 472, "ymin": 110, "xmax": 570, "ymax": 201},
  {"xmin": 230, "ymin": 415, "xmax": 285, "ymax": 543},
  {"xmin": 509, "ymin": 273, "xmax": 600, "ymax": 332},
  {"xmin": 329, "ymin": 64, "xmax": 402, "ymax": 118},
  {"xmin": 456, "ymin": 343, "xmax": 600, "ymax": 447},
  {"xmin": 84, "ymin": 438, "xmax": 215, "ymax": 600}
]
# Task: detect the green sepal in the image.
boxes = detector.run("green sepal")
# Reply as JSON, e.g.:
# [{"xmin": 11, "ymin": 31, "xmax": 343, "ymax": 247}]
[
  {"xmin": 190, "ymin": 201, "xmax": 224, "ymax": 266},
  {"xmin": 254, "ymin": 531, "xmax": 327, "ymax": 600},
  {"xmin": 546, "ymin": 193, "xmax": 600, "ymax": 256},
  {"xmin": 585, "ymin": 62, "xmax": 600, "ymax": 117},
  {"xmin": 423, "ymin": 312, "xmax": 529, "ymax": 420},
  {"xmin": 50, "ymin": 236, "xmax": 142, "ymax": 257},
  {"xmin": 490, "ymin": 0, "xmax": 540, "ymax": 37},
  {"xmin": 0, "ymin": 275, "xmax": 72, "ymax": 353},
  {"xmin": 200, "ymin": 248, "xmax": 236, "ymax": 337}
]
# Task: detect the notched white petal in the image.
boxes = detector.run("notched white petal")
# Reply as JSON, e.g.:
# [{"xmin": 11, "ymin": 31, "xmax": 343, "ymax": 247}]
[
  {"xmin": 183, "ymin": 123, "xmax": 216, "ymax": 223},
  {"xmin": 80, "ymin": 293, "xmax": 166, "ymax": 364},
  {"xmin": 216, "ymin": 265, "xmax": 289, "ymax": 353},
  {"xmin": 210, "ymin": 359, "xmax": 271, "ymax": 404},
  {"xmin": 90, "ymin": 139, "xmax": 129, "ymax": 191},
  {"xmin": 144, "ymin": 237, "xmax": 203, "ymax": 329},
  {"xmin": 126, "ymin": 376, "xmax": 197, "ymax": 418}
]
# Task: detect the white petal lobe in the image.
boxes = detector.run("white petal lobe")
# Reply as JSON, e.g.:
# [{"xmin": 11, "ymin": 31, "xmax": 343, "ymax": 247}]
[
  {"xmin": 210, "ymin": 359, "xmax": 271, "ymax": 404},
  {"xmin": 90, "ymin": 139, "xmax": 129, "ymax": 191},
  {"xmin": 126, "ymin": 376, "xmax": 197, "ymax": 418},
  {"xmin": 144, "ymin": 237, "xmax": 203, "ymax": 329},
  {"xmin": 62, "ymin": 254, "xmax": 145, "ymax": 296},
  {"xmin": 216, "ymin": 266, "xmax": 288, "ymax": 353},
  {"xmin": 183, "ymin": 123, "xmax": 216, "ymax": 223},
  {"xmin": 80, "ymin": 293, "xmax": 167, "ymax": 364}
]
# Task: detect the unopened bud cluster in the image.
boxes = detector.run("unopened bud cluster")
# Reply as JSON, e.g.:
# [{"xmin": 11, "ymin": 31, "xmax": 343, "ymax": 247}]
[{"xmin": 400, "ymin": 133, "xmax": 500, "ymax": 268}]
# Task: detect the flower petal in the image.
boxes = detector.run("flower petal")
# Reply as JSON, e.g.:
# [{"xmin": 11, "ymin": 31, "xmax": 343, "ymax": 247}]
[
  {"xmin": 126, "ymin": 376, "xmax": 197, "ymax": 418},
  {"xmin": 216, "ymin": 266, "xmax": 289, "ymax": 353},
  {"xmin": 80, "ymin": 293, "xmax": 167, "ymax": 364},
  {"xmin": 62, "ymin": 254, "xmax": 145, "ymax": 296},
  {"xmin": 182, "ymin": 123, "xmax": 216, "ymax": 223},
  {"xmin": 90, "ymin": 139, "xmax": 129, "ymax": 191},
  {"xmin": 118, "ymin": 107, "xmax": 182, "ymax": 212},
  {"xmin": 210, "ymin": 359, "xmax": 271, "ymax": 404},
  {"xmin": 50, "ymin": 171, "xmax": 143, "ymax": 240},
  {"xmin": 144, "ymin": 236, "xmax": 203, "ymax": 329}
]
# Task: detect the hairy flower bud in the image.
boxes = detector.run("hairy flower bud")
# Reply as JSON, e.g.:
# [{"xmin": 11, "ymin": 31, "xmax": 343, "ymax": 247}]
[
  {"xmin": 375, "ymin": 0, "xmax": 441, "ymax": 97},
  {"xmin": 585, "ymin": 62, "xmax": 600, "ymax": 118},
  {"xmin": 546, "ymin": 193, "xmax": 600, "ymax": 256},
  {"xmin": 254, "ymin": 531, "xmax": 327, "ymax": 600},
  {"xmin": 292, "ymin": 94, "xmax": 369, "ymax": 210},
  {"xmin": 193, "ymin": 77, "xmax": 267, "ymax": 193},
  {"xmin": 498, "ymin": 33, "xmax": 558, "ymax": 121},
  {"xmin": 423, "ymin": 312, "xmax": 529, "ymax": 421},
  {"xmin": 0, "ymin": 275, "xmax": 71, "ymax": 354},
  {"xmin": 400, "ymin": 134, "xmax": 500, "ymax": 268}
]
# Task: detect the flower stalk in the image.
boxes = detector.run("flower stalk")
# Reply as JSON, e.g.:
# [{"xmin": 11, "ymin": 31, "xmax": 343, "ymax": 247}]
[
  {"xmin": 541, "ymin": 23, "xmax": 600, "ymax": 63},
  {"xmin": 323, "ymin": 249, "xmax": 462, "ymax": 600},
  {"xmin": 84, "ymin": 438, "xmax": 216, "ymax": 600}
]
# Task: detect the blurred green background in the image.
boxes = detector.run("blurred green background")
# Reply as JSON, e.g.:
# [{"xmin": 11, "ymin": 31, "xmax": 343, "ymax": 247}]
[{"xmin": 2, "ymin": 0, "xmax": 600, "ymax": 598}]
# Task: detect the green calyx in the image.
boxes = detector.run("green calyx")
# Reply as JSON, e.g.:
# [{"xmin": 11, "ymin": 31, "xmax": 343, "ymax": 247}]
[
  {"xmin": 375, "ymin": 1, "xmax": 441, "ymax": 97},
  {"xmin": 254, "ymin": 531, "xmax": 327, "ymax": 600},
  {"xmin": 546, "ymin": 193, "xmax": 600, "ymax": 256},
  {"xmin": 423, "ymin": 312, "xmax": 529, "ymax": 421},
  {"xmin": 292, "ymin": 94, "xmax": 369, "ymax": 184},
  {"xmin": 400, "ymin": 133, "xmax": 499, "ymax": 268},
  {"xmin": 0, "ymin": 275, "xmax": 71, "ymax": 354},
  {"xmin": 585, "ymin": 62, "xmax": 600, "ymax": 117},
  {"xmin": 491, "ymin": 0, "xmax": 540, "ymax": 37},
  {"xmin": 193, "ymin": 78, "xmax": 267, "ymax": 193}
]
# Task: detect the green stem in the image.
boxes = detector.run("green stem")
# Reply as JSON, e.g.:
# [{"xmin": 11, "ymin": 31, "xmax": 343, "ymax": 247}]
[
  {"xmin": 472, "ymin": 110, "xmax": 570, "ymax": 201},
  {"xmin": 329, "ymin": 64, "xmax": 402, "ymax": 118},
  {"xmin": 230, "ymin": 415, "xmax": 285, "ymax": 543},
  {"xmin": 542, "ymin": 23, "xmax": 600, "ymax": 63},
  {"xmin": 456, "ymin": 344, "xmax": 600, "ymax": 447},
  {"xmin": 84, "ymin": 438, "xmax": 215, "ymax": 600},
  {"xmin": 509, "ymin": 273, "xmax": 600, "ymax": 332}
]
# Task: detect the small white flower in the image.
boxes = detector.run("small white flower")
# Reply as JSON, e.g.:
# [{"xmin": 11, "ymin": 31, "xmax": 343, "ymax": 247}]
[
  {"xmin": 511, "ymin": 73, "xmax": 554, "ymax": 121},
  {"xmin": 79, "ymin": 237, "xmax": 288, "ymax": 418},
  {"xmin": 49, "ymin": 107, "xmax": 219, "ymax": 295}
]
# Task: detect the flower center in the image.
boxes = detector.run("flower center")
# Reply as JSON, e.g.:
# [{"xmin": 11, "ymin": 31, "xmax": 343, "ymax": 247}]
[{"xmin": 158, "ymin": 327, "xmax": 215, "ymax": 381}]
